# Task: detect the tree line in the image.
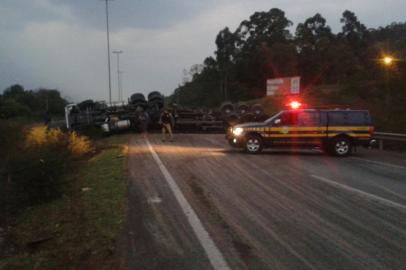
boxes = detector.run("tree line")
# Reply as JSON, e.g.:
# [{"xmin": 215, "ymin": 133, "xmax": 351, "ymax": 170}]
[
  {"xmin": 169, "ymin": 9, "xmax": 406, "ymax": 131},
  {"xmin": 0, "ymin": 84, "xmax": 68, "ymax": 119}
]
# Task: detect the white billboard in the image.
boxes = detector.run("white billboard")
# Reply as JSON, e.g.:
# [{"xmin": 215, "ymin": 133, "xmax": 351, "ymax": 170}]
[{"xmin": 266, "ymin": 76, "xmax": 300, "ymax": 96}]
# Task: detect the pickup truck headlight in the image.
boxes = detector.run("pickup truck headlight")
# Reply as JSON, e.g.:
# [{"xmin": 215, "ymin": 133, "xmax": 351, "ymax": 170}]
[{"xmin": 232, "ymin": 127, "xmax": 243, "ymax": 136}]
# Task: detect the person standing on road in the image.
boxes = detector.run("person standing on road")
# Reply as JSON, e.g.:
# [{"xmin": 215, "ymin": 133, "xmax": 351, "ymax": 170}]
[{"xmin": 160, "ymin": 109, "xmax": 174, "ymax": 142}]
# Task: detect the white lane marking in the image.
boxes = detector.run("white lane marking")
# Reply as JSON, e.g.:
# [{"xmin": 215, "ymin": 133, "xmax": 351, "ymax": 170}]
[
  {"xmin": 146, "ymin": 139, "xmax": 231, "ymax": 270},
  {"xmin": 310, "ymin": 174, "xmax": 406, "ymax": 210},
  {"xmin": 350, "ymin": 157, "xmax": 406, "ymax": 171}
]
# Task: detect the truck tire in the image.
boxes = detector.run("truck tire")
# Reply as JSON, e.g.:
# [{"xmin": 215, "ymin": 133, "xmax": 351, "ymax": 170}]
[
  {"xmin": 220, "ymin": 102, "xmax": 235, "ymax": 116},
  {"xmin": 130, "ymin": 93, "xmax": 146, "ymax": 103},
  {"xmin": 236, "ymin": 103, "xmax": 249, "ymax": 116},
  {"xmin": 329, "ymin": 136, "xmax": 351, "ymax": 156},
  {"xmin": 148, "ymin": 91, "xmax": 163, "ymax": 101},
  {"xmin": 147, "ymin": 91, "xmax": 164, "ymax": 111},
  {"xmin": 251, "ymin": 104, "xmax": 264, "ymax": 115},
  {"xmin": 129, "ymin": 93, "xmax": 148, "ymax": 109},
  {"xmin": 245, "ymin": 134, "xmax": 263, "ymax": 154}
]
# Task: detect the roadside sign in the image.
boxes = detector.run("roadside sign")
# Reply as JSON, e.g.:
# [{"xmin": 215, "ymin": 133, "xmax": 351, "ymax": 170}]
[{"xmin": 266, "ymin": 76, "xmax": 300, "ymax": 96}]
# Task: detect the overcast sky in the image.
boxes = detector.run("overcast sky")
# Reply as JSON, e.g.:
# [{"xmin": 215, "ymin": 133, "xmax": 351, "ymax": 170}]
[{"xmin": 0, "ymin": 0, "xmax": 405, "ymax": 102}]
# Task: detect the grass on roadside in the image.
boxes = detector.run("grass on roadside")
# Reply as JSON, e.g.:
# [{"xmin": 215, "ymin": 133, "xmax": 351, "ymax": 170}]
[{"xmin": 1, "ymin": 134, "xmax": 130, "ymax": 270}]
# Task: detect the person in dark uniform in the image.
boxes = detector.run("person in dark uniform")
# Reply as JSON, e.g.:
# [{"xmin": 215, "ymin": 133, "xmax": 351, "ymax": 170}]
[{"xmin": 160, "ymin": 109, "xmax": 174, "ymax": 142}]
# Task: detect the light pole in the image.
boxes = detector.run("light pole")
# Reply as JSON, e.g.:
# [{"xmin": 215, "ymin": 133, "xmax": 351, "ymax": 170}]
[
  {"xmin": 102, "ymin": 0, "xmax": 115, "ymax": 105},
  {"xmin": 112, "ymin": 50, "xmax": 123, "ymax": 102},
  {"xmin": 119, "ymin": 70, "xmax": 124, "ymax": 102}
]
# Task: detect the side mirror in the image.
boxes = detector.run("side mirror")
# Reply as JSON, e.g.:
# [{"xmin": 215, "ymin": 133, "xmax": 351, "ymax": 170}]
[{"xmin": 274, "ymin": 119, "xmax": 281, "ymax": 126}]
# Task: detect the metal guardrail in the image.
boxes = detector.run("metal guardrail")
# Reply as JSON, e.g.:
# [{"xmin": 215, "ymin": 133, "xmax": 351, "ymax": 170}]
[{"xmin": 373, "ymin": 132, "xmax": 406, "ymax": 150}]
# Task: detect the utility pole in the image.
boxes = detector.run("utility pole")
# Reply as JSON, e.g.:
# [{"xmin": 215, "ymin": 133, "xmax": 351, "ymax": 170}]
[
  {"xmin": 112, "ymin": 50, "xmax": 123, "ymax": 102},
  {"xmin": 119, "ymin": 70, "xmax": 125, "ymax": 102},
  {"xmin": 102, "ymin": 0, "xmax": 115, "ymax": 105}
]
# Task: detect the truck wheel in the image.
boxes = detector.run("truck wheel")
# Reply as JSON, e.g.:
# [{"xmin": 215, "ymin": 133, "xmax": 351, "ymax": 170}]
[
  {"xmin": 245, "ymin": 135, "xmax": 263, "ymax": 154},
  {"xmin": 330, "ymin": 136, "xmax": 351, "ymax": 156}
]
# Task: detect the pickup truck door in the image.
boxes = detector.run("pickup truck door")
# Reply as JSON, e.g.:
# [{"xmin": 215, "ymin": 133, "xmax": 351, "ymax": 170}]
[{"xmin": 268, "ymin": 111, "xmax": 325, "ymax": 146}]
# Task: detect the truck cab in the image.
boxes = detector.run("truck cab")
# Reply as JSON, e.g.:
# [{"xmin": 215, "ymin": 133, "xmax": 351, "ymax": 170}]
[{"xmin": 227, "ymin": 109, "xmax": 374, "ymax": 156}]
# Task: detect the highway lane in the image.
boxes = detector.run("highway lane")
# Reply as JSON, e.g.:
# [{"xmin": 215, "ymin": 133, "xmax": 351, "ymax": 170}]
[{"xmin": 126, "ymin": 134, "xmax": 406, "ymax": 270}]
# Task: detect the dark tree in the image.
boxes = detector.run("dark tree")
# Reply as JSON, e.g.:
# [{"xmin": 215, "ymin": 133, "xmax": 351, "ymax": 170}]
[
  {"xmin": 339, "ymin": 10, "xmax": 370, "ymax": 53},
  {"xmin": 296, "ymin": 13, "xmax": 333, "ymax": 51},
  {"xmin": 3, "ymin": 84, "xmax": 25, "ymax": 99},
  {"xmin": 235, "ymin": 8, "xmax": 292, "ymax": 54},
  {"xmin": 296, "ymin": 13, "xmax": 335, "ymax": 84}
]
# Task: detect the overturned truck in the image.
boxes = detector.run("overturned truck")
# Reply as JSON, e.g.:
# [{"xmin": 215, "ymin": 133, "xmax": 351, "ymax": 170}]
[{"xmin": 65, "ymin": 92, "xmax": 268, "ymax": 134}]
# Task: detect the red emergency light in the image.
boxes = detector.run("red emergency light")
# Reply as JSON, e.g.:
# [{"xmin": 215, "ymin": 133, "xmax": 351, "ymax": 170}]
[{"xmin": 288, "ymin": 101, "xmax": 302, "ymax": 109}]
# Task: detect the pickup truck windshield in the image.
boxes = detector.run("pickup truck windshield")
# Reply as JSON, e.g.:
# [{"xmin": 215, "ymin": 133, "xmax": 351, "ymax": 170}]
[{"xmin": 264, "ymin": 111, "xmax": 283, "ymax": 125}]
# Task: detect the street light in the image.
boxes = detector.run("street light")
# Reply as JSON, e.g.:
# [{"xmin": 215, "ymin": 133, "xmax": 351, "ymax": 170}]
[
  {"xmin": 382, "ymin": 56, "xmax": 394, "ymax": 66},
  {"xmin": 101, "ymin": 0, "xmax": 115, "ymax": 105},
  {"xmin": 112, "ymin": 50, "xmax": 123, "ymax": 102}
]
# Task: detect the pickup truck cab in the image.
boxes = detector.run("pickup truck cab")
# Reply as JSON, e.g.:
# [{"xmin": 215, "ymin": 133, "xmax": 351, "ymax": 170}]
[{"xmin": 226, "ymin": 109, "xmax": 374, "ymax": 156}]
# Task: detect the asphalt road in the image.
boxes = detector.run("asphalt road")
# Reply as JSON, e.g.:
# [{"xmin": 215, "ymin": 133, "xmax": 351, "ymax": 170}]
[{"xmin": 126, "ymin": 134, "xmax": 406, "ymax": 270}]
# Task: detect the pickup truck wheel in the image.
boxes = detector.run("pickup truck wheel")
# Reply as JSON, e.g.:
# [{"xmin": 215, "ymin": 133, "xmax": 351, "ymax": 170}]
[
  {"xmin": 330, "ymin": 136, "xmax": 351, "ymax": 156},
  {"xmin": 245, "ymin": 135, "xmax": 263, "ymax": 154}
]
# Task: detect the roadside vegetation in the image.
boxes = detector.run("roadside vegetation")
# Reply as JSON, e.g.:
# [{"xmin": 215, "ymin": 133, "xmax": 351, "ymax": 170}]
[
  {"xmin": 0, "ymin": 84, "xmax": 67, "ymax": 120},
  {"xmin": 169, "ymin": 9, "xmax": 406, "ymax": 132},
  {"xmin": 0, "ymin": 123, "xmax": 129, "ymax": 270}
]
